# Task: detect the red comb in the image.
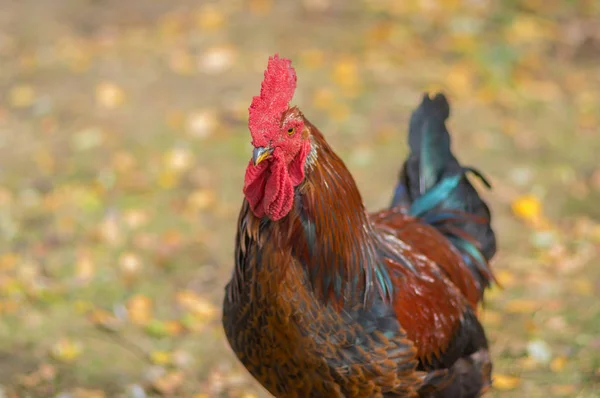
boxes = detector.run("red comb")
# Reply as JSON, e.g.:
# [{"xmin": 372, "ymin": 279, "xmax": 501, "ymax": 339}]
[{"xmin": 248, "ymin": 54, "xmax": 297, "ymax": 147}]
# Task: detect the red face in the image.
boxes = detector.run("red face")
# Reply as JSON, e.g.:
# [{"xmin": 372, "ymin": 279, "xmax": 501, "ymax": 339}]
[
  {"xmin": 243, "ymin": 108, "xmax": 311, "ymax": 221},
  {"xmin": 250, "ymin": 108, "xmax": 307, "ymax": 166}
]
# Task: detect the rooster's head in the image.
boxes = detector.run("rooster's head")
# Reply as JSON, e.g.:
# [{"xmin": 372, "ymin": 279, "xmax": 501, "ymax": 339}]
[{"xmin": 243, "ymin": 54, "xmax": 312, "ymax": 221}]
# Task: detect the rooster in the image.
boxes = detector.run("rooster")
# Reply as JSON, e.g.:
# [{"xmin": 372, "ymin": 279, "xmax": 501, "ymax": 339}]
[{"xmin": 223, "ymin": 55, "xmax": 496, "ymax": 398}]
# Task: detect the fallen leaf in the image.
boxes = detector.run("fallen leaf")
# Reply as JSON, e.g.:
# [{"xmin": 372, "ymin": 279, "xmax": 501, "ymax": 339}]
[
  {"xmin": 165, "ymin": 147, "xmax": 193, "ymax": 172},
  {"xmin": 196, "ymin": 5, "xmax": 226, "ymax": 30},
  {"xmin": 493, "ymin": 374, "xmax": 520, "ymax": 390},
  {"xmin": 120, "ymin": 252, "xmax": 143, "ymax": 282},
  {"xmin": 150, "ymin": 351, "xmax": 172, "ymax": 366},
  {"xmin": 76, "ymin": 251, "xmax": 95, "ymax": 283},
  {"xmin": 495, "ymin": 269, "xmax": 515, "ymax": 287},
  {"xmin": 176, "ymin": 290, "xmax": 217, "ymax": 320},
  {"xmin": 124, "ymin": 209, "xmax": 149, "ymax": 229},
  {"xmin": 188, "ymin": 189, "xmax": 216, "ymax": 211},
  {"xmin": 88, "ymin": 308, "xmax": 122, "ymax": 331},
  {"xmin": 511, "ymin": 194, "xmax": 542, "ymax": 224},
  {"xmin": 198, "ymin": 46, "xmax": 236, "ymax": 74},
  {"xmin": 95, "ymin": 82, "xmax": 125, "ymax": 109},
  {"xmin": 50, "ymin": 338, "xmax": 82, "ymax": 363},
  {"xmin": 446, "ymin": 63, "xmax": 474, "ymax": 94},
  {"xmin": 550, "ymin": 356, "xmax": 567, "ymax": 373},
  {"xmin": 165, "ymin": 320, "xmax": 185, "ymax": 336},
  {"xmin": 185, "ymin": 109, "xmax": 219, "ymax": 139},
  {"xmin": 127, "ymin": 295, "xmax": 153, "ymax": 326}
]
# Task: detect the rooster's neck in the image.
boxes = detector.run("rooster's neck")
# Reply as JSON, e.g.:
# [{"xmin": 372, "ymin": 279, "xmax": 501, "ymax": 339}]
[{"xmin": 290, "ymin": 123, "xmax": 393, "ymax": 307}]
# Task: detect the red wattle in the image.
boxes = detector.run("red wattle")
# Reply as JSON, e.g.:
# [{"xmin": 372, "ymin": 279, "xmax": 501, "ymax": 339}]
[{"xmin": 243, "ymin": 143, "xmax": 310, "ymax": 221}]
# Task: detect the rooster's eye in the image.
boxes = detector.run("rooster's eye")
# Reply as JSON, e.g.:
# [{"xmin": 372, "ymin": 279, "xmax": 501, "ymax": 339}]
[{"xmin": 287, "ymin": 127, "xmax": 295, "ymax": 135}]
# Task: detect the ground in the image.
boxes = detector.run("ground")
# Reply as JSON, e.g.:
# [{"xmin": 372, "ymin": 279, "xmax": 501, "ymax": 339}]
[{"xmin": 0, "ymin": 1, "xmax": 599, "ymax": 397}]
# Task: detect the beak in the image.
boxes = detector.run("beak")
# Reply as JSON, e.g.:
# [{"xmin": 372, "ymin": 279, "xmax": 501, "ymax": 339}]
[{"xmin": 252, "ymin": 146, "xmax": 272, "ymax": 166}]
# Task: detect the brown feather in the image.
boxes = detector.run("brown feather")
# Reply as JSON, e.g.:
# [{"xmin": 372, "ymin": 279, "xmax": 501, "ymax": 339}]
[{"xmin": 224, "ymin": 118, "xmax": 492, "ymax": 396}]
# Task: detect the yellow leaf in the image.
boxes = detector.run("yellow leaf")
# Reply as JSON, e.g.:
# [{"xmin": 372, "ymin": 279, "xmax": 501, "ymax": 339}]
[
  {"xmin": 495, "ymin": 269, "xmax": 515, "ymax": 287},
  {"xmin": 165, "ymin": 320, "xmax": 185, "ymax": 336},
  {"xmin": 505, "ymin": 299, "xmax": 539, "ymax": 314},
  {"xmin": 483, "ymin": 283, "xmax": 502, "ymax": 299},
  {"xmin": 198, "ymin": 46, "xmax": 236, "ymax": 75},
  {"xmin": 88, "ymin": 308, "xmax": 121, "ymax": 331},
  {"xmin": 446, "ymin": 64, "xmax": 474, "ymax": 94},
  {"xmin": 9, "ymin": 84, "xmax": 36, "ymax": 108},
  {"xmin": 196, "ymin": 5, "xmax": 225, "ymax": 30},
  {"xmin": 188, "ymin": 189, "xmax": 216, "ymax": 211},
  {"xmin": 506, "ymin": 15, "xmax": 552, "ymax": 45},
  {"xmin": 493, "ymin": 374, "xmax": 520, "ymax": 390},
  {"xmin": 511, "ymin": 195, "xmax": 542, "ymax": 224},
  {"xmin": 176, "ymin": 290, "xmax": 217, "ymax": 320},
  {"xmin": 74, "ymin": 300, "xmax": 93, "ymax": 314},
  {"xmin": 550, "ymin": 356, "xmax": 567, "ymax": 373},
  {"xmin": 366, "ymin": 21, "xmax": 393, "ymax": 45},
  {"xmin": 76, "ymin": 252, "xmax": 95, "ymax": 282},
  {"xmin": 127, "ymin": 295, "xmax": 153, "ymax": 326},
  {"xmin": 150, "ymin": 351, "xmax": 172, "ymax": 365},
  {"xmin": 157, "ymin": 170, "xmax": 178, "ymax": 189},
  {"xmin": 185, "ymin": 109, "xmax": 219, "ymax": 139},
  {"xmin": 124, "ymin": 209, "xmax": 148, "ymax": 229},
  {"xmin": 165, "ymin": 148, "xmax": 193, "ymax": 172},
  {"xmin": 50, "ymin": 339, "xmax": 82, "ymax": 363},
  {"xmin": 95, "ymin": 82, "xmax": 125, "ymax": 109},
  {"xmin": 119, "ymin": 252, "xmax": 143, "ymax": 276}
]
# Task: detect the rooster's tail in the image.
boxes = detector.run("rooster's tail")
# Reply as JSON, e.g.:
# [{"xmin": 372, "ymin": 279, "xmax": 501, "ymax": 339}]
[{"xmin": 391, "ymin": 93, "xmax": 496, "ymax": 292}]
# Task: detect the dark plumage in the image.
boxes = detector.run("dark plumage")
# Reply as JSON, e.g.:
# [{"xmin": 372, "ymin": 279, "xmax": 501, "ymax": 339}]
[{"xmin": 223, "ymin": 55, "xmax": 496, "ymax": 397}]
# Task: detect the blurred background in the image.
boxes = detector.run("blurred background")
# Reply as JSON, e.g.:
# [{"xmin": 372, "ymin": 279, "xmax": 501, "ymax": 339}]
[{"xmin": 0, "ymin": 0, "xmax": 599, "ymax": 397}]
